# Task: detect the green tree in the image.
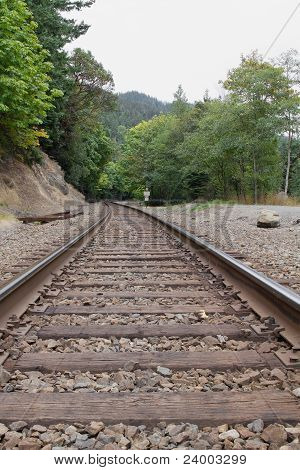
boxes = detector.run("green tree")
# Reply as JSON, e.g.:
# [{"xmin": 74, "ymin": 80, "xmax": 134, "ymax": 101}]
[
  {"xmin": 171, "ymin": 84, "xmax": 189, "ymax": 116},
  {"xmin": 274, "ymin": 49, "xmax": 300, "ymax": 194},
  {"xmin": 0, "ymin": 0, "xmax": 59, "ymax": 149},
  {"xmin": 57, "ymin": 49, "xmax": 116, "ymax": 195},
  {"xmin": 97, "ymin": 161, "xmax": 130, "ymax": 199},
  {"xmin": 102, "ymin": 91, "xmax": 171, "ymax": 142},
  {"xmin": 223, "ymin": 52, "xmax": 293, "ymax": 202},
  {"xmin": 121, "ymin": 112, "xmax": 193, "ymax": 200},
  {"xmin": 63, "ymin": 123, "xmax": 114, "ymax": 198},
  {"xmin": 25, "ymin": 0, "xmax": 96, "ymax": 150},
  {"xmin": 69, "ymin": 48, "xmax": 115, "ymax": 115}
]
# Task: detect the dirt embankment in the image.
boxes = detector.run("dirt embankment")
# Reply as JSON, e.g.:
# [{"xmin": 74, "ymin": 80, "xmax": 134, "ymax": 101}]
[{"xmin": 0, "ymin": 153, "xmax": 84, "ymax": 217}]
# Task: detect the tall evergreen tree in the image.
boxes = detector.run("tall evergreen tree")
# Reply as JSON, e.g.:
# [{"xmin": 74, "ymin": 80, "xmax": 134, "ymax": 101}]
[
  {"xmin": 25, "ymin": 0, "xmax": 95, "ymax": 151},
  {"xmin": 172, "ymin": 85, "xmax": 189, "ymax": 116}
]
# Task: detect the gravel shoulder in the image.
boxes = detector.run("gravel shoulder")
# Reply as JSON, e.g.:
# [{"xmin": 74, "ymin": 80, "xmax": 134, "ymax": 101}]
[
  {"xmin": 143, "ymin": 203, "xmax": 300, "ymax": 292},
  {"xmin": 0, "ymin": 203, "xmax": 104, "ymax": 283}
]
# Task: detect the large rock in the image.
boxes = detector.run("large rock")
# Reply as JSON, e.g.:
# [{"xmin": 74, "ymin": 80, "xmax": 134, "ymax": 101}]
[
  {"xmin": 261, "ymin": 424, "xmax": 287, "ymax": 444},
  {"xmin": 257, "ymin": 210, "xmax": 280, "ymax": 228}
]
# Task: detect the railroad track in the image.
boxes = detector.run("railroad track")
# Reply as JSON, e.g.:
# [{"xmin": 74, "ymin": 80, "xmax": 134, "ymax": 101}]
[{"xmin": 0, "ymin": 203, "xmax": 299, "ymax": 450}]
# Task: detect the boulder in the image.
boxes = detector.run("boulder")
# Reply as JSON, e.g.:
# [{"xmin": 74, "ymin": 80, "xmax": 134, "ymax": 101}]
[{"xmin": 257, "ymin": 210, "xmax": 280, "ymax": 228}]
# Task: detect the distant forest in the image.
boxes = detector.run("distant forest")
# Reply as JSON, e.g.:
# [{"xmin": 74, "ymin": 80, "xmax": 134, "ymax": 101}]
[{"xmin": 102, "ymin": 91, "xmax": 172, "ymax": 141}]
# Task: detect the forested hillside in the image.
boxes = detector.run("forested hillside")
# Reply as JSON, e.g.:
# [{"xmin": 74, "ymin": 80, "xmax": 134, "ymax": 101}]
[
  {"xmin": 102, "ymin": 91, "xmax": 171, "ymax": 141},
  {"xmin": 0, "ymin": 2, "xmax": 299, "ymax": 204}
]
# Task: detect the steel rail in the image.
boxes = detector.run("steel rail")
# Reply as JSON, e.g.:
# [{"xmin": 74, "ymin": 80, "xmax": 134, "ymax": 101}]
[
  {"xmin": 113, "ymin": 202, "xmax": 300, "ymax": 356},
  {"xmin": 0, "ymin": 202, "xmax": 112, "ymax": 326}
]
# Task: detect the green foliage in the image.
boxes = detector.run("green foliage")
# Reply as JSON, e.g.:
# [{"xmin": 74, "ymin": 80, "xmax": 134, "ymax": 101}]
[
  {"xmin": 178, "ymin": 98, "xmax": 282, "ymax": 200},
  {"xmin": 68, "ymin": 48, "xmax": 115, "ymax": 115},
  {"xmin": 171, "ymin": 84, "xmax": 190, "ymax": 116},
  {"xmin": 222, "ymin": 52, "xmax": 296, "ymax": 201},
  {"xmin": 274, "ymin": 49, "xmax": 300, "ymax": 194},
  {"xmin": 97, "ymin": 161, "xmax": 130, "ymax": 198},
  {"xmin": 280, "ymin": 135, "xmax": 300, "ymax": 196},
  {"xmin": 25, "ymin": 0, "xmax": 97, "ymax": 152},
  {"xmin": 1, "ymin": 0, "xmax": 115, "ymax": 197},
  {"xmin": 102, "ymin": 91, "xmax": 172, "ymax": 142},
  {"xmin": 0, "ymin": 0, "xmax": 58, "ymax": 148},
  {"xmin": 289, "ymin": 158, "xmax": 300, "ymax": 196},
  {"xmin": 22, "ymin": 0, "xmax": 116, "ymax": 197},
  {"xmin": 61, "ymin": 123, "xmax": 114, "ymax": 198},
  {"xmin": 3, "ymin": 1, "xmax": 300, "ymax": 207},
  {"xmin": 54, "ymin": 49, "xmax": 115, "ymax": 196},
  {"xmin": 120, "ymin": 114, "xmax": 186, "ymax": 199},
  {"xmin": 111, "ymin": 55, "xmax": 299, "ymax": 203}
]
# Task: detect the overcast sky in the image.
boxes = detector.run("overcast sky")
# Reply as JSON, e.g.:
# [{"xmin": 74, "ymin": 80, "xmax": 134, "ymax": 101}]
[{"xmin": 67, "ymin": 0, "xmax": 300, "ymax": 102}]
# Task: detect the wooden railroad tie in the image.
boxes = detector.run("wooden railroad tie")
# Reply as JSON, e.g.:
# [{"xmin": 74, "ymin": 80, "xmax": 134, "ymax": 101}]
[
  {"xmin": 5, "ymin": 350, "xmax": 282, "ymax": 373},
  {"xmin": 0, "ymin": 391, "xmax": 298, "ymax": 426}
]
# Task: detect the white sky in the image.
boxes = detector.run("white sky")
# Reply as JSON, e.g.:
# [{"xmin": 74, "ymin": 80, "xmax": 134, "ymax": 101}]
[{"xmin": 67, "ymin": 0, "xmax": 300, "ymax": 102}]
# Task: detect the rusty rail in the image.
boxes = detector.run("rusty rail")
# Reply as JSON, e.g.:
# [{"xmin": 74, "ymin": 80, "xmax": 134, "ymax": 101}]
[{"xmin": 0, "ymin": 203, "xmax": 111, "ymax": 326}]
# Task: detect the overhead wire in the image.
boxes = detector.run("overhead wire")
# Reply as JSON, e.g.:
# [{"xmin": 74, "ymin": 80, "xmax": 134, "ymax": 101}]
[{"xmin": 263, "ymin": 2, "xmax": 300, "ymax": 59}]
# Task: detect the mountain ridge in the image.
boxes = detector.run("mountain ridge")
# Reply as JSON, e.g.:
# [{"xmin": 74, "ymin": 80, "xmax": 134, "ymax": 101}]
[{"xmin": 102, "ymin": 91, "xmax": 172, "ymax": 141}]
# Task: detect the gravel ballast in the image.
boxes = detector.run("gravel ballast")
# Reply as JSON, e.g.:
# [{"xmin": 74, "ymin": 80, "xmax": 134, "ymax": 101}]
[
  {"xmin": 142, "ymin": 203, "xmax": 300, "ymax": 292},
  {"xmin": 0, "ymin": 203, "xmax": 104, "ymax": 282},
  {"xmin": 0, "ymin": 419, "xmax": 299, "ymax": 450}
]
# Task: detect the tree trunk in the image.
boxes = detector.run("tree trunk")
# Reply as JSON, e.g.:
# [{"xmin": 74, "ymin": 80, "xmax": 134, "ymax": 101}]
[{"xmin": 284, "ymin": 129, "xmax": 292, "ymax": 196}]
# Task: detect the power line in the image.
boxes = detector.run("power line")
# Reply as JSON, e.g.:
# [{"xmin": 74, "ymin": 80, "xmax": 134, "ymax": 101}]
[{"xmin": 263, "ymin": 2, "xmax": 300, "ymax": 59}]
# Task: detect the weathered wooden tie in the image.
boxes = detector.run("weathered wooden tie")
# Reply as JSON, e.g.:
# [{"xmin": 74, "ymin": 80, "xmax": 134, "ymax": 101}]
[
  {"xmin": 52, "ymin": 290, "xmax": 215, "ymax": 300},
  {"xmin": 6, "ymin": 350, "xmax": 281, "ymax": 373},
  {"xmin": 29, "ymin": 304, "xmax": 225, "ymax": 316},
  {"xmin": 70, "ymin": 280, "xmax": 203, "ymax": 288},
  {"xmin": 37, "ymin": 323, "xmax": 248, "ymax": 339},
  {"xmin": 0, "ymin": 391, "xmax": 297, "ymax": 426}
]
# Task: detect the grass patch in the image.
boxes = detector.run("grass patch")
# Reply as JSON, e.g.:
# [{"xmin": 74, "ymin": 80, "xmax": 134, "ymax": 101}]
[
  {"xmin": 262, "ymin": 194, "xmax": 300, "ymax": 206},
  {"xmin": 0, "ymin": 213, "xmax": 16, "ymax": 222}
]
